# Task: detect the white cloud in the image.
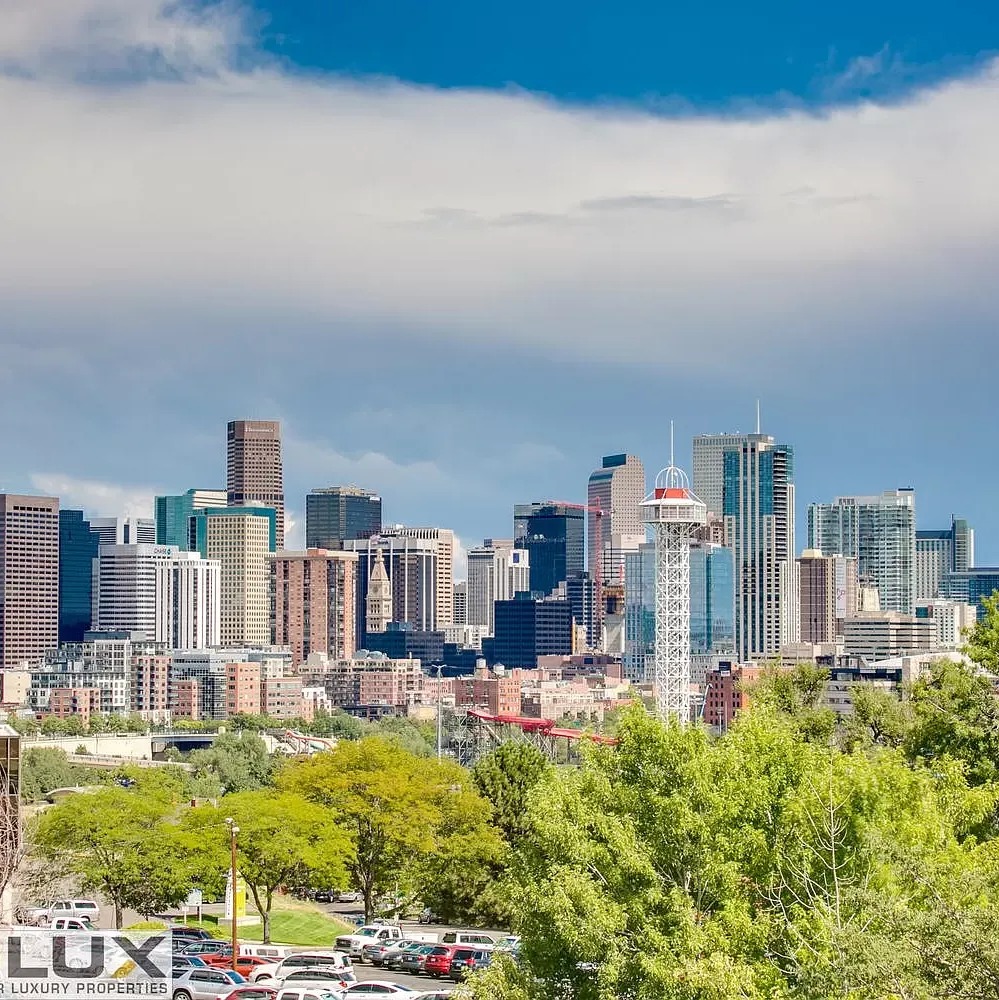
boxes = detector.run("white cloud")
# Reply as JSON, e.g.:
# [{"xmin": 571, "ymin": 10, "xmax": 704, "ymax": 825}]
[
  {"xmin": 452, "ymin": 536, "xmax": 469, "ymax": 583},
  {"xmin": 29, "ymin": 473, "xmax": 158, "ymax": 519},
  {"xmin": 1, "ymin": 0, "xmax": 998, "ymax": 380}
]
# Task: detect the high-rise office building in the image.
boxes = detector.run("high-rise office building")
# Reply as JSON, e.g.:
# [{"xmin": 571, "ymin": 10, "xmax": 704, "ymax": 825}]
[
  {"xmin": 689, "ymin": 541, "xmax": 736, "ymax": 655},
  {"xmin": 305, "ymin": 487, "xmax": 382, "ymax": 549},
  {"xmin": 453, "ymin": 582, "xmax": 468, "ymax": 627},
  {"xmin": 345, "ymin": 531, "xmax": 443, "ymax": 646},
  {"xmin": 940, "ymin": 568, "xmax": 999, "ymax": 619},
  {"xmin": 0, "ymin": 494, "xmax": 59, "ymax": 668},
  {"xmin": 389, "ymin": 526, "xmax": 455, "ymax": 627},
  {"xmin": 623, "ymin": 539, "xmax": 735, "ymax": 683},
  {"xmin": 192, "ymin": 506, "xmax": 277, "ymax": 647},
  {"xmin": 693, "ymin": 434, "xmax": 754, "ymax": 516},
  {"xmin": 89, "ymin": 516, "xmax": 155, "ymax": 546},
  {"xmin": 270, "ymin": 548, "xmax": 358, "ymax": 665},
  {"xmin": 916, "ymin": 516, "xmax": 976, "ymax": 601},
  {"xmin": 797, "ymin": 549, "xmax": 859, "ymax": 644},
  {"xmin": 91, "ymin": 544, "xmax": 220, "ymax": 649},
  {"xmin": 564, "ymin": 572, "xmax": 600, "ymax": 648},
  {"xmin": 59, "ymin": 509, "xmax": 99, "ymax": 643},
  {"xmin": 721, "ymin": 434, "xmax": 797, "ymax": 659},
  {"xmin": 489, "ymin": 595, "xmax": 574, "ymax": 668},
  {"xmin": 156, "ymin": 551, "xmax": 221, "ymax": 650},
  {"xmin": 587, "ymin": 454, "xmax": 646, "ymax": 584},
  {"xmin": 513, "ymin": 502, "xmax": 585, "ymax": 597},
  {"xmin": 466, "ymin": 539, "xmax": 530, "ymax": 633},
  {"xmin": 914, "ymin": 599, "xmax": 977, "ymax": 649},
  {"xmin": 155, "ymin": 489, "xmax": 227, "ymax": 548},
  {"xmin": 623, "ymin": 543, "xmax": 656, "ymax": 683},
  {"xmin": 227, "ymin": 420, "xmax": 285, "ymax": 546},
  {"xmin": 808, "ymin": 489, "xmax": 916, "ymax": 614}
]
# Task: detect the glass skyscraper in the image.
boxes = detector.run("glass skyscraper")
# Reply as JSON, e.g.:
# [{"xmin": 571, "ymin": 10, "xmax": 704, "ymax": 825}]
[
  {"xmin": 808, "ymin": 489, "xmax": 916, "ymax": 614},
  {"xmin": 155, "ymin": 489, "xmax": 227, "ymax": 548},
  {"xmin": 690, "ymin": 541, "xmax": 735, "ymax": 655},
  {"xmin": 624, "ymin": 540, "xmax": 735, "ymax": 683},
  {"xmin": 513, "ymin": 502, "xmax": 584, "ymax": 597},
  {"xmin": 305, "ymin": 487, "xmax": 382, "ymax": 550},
  {"xmin": 58, "ymin": 509, "xmax": 99, "ymax": 643},
  {"xmin": 723, "ymin": 434, "xmax": 797, "ymax": 659}
]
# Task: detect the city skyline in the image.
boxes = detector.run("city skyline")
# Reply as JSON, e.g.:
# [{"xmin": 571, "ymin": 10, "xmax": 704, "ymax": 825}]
[{"xmin": 10, "ymin": 414, "xmax": 985, "ymax": 583}]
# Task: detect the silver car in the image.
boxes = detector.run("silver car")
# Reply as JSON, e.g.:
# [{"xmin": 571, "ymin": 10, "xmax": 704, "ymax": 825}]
[
  {"xmin": 277, "ymin": 970, "xmax": 357, "ymax": 992},
  {"xmin": 173, "ymin": 969, "xmax": 247, "ymax": 1000}
]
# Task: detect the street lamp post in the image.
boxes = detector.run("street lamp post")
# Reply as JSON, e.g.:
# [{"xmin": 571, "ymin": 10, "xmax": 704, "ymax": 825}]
[{"xmin": 225, "ymin": 817, "xmax": 240, "ymax": 973}]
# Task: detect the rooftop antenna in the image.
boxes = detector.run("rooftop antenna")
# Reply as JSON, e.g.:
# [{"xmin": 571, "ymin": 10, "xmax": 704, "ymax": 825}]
[{"xmin": 755, "ymin": 399, "xmax": 761, "ymax": 435}]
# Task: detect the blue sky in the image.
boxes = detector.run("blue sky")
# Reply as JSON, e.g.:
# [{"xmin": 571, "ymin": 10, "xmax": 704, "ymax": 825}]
[
  {"xmin": 260, "ymin": 0, "xmax": 997, "ymax": 106},
  {"xmin": 2, "ymin": 0, "xmax": 998, "ymax": 572}
]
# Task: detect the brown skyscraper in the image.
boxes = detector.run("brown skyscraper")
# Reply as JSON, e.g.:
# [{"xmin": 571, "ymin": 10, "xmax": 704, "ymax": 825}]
[
  {"xmin": 270, "ymin": 549, "xmax": 358, "ymax": 665},
  {"xmin": 0, "ymin": 494, "xmax": 59, "ymax": 668},
  {"xmin": 798, "ymin": 548, "xmax": 859, "ymax": 644},
  {"xmin": 227, "ymin": 420, "xmax": 285, "ymax": 545}
]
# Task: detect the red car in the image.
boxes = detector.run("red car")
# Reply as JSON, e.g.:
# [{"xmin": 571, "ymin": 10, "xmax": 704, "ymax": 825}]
[
  {"xmin": 221, "ymin": 988, "xmax": 277, "ymax": 1000},
  {"xmin": 205, "ymin": 956, "xmax": 273, "ymax": 977},
  {"xmin": 423, "ymin": 945, "xmax": 461, "ymax": 978}
]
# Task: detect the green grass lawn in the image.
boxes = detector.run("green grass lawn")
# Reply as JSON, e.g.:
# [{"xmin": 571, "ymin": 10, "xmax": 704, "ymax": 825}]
[{"xmin": 172, "ymin": 896, "xmax": 353, "ymax": 946}]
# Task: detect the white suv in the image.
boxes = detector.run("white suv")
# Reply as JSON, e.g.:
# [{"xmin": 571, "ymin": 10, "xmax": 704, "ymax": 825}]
[{"xmin": 252, "ymin": 953, "xmax": 352, "ymax": 983}]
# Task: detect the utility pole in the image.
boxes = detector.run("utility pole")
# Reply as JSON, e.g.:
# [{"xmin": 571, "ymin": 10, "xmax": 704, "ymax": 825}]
[{"xmin": 225, "ymin": 817, "xmax": 240, "ymax": 972}]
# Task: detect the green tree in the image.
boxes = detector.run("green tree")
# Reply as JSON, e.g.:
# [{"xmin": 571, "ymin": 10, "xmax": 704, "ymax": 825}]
[
  {"xmin": 282, "ymin": 737, "xmax": 494, "ymax": 921},
  {"xmin": 471, "ymin": 742, "xmax": 550, "ymax": 845},
  {"xmin": 188, "ymin": 731, "xmax": 274, "ymax": 795},
  {"xmin": 34, "ymin": 780, "xmax": 199, "ymax": 927},
  {"xmin": 182, "ymin": 791, "xmax": 348, "ymax": 943},
  {"xmin": 367, "ymin": 716, "xmax": 436, "ymax": 757},
  {"xmin": 20, "ymin": 748, "xmax": 87, "ymax": 802},
  {"xmin": 963, "ymin": 591, "xmax": 999, "ymax": 673},
  {"xmin": 466, "ymin": 704, "xmax": 996, "ymax": 1000},
  {"xmin": 904, "ymin": 657, "xmax": 999, "ymax": 786}
]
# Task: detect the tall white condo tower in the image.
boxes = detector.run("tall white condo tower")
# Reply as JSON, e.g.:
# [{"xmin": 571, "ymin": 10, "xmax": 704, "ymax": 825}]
[{"xmin": 641, "ymin": 449, "xmax": 707, "ymax": 722}]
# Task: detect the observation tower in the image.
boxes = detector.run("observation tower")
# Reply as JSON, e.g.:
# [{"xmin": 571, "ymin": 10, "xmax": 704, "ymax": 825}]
[{"xmin": 640, "ymin": 439, "xmax": 707, "ymax": 722}]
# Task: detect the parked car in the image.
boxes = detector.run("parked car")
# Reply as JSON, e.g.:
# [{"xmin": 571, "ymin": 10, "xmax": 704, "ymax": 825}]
[
  {"xmin": 252, "ymin": 952, "xmax": 352, "ymax": 983},
  {"xmin": 172, "ymin": 968, "xmax": 246, "ymax": 1000},
  {"xmin": 423, "ymin": 945, "xmax": 461, "ymax": 979},
  {"xmin": 172, "ymin": 957, "xmax": 211, "ymax": 970},
  {"xmin": 274, "ymin": 969, "xmax": 357, "ymax": 992},
  {"xmin": 311, "ymin": 890, "xmax": 337, "ymax": 904},
  {"xmin": 334, "ymin": 924, "xmax": 406, "ymax": 959},
  {"xmin": 50, "ymin": 900, "xmax": 101, "ymax": 924},
  {"xmin": 205, "ymin": 956, "xmax": 273, "ymax": 977},
  {"xmin": 274, "ymin": 990, "xmax": 340, "ymax": 1000},
  {"xmin": 220, "ymin": 988, "xmax": 277, "ymax": 1000},
  {"xmin": 171, "ymin": 928, "xmax": 215, "ymax": 942},
  {"xmin": 417, "ymin": 908, "xmax": 439, "ymax": 925},
  {"xmin": 182, "ymin": 942, "xmax": 233, "ymax": 957},
  {"xmin": 50, "ymin": 918, "xmax": 92, "ymax": 931},
  {"xmin": 398, "ymin": 944, "xmax": 437, "ymax": 975},
  {"xmin": 439, "ymin": 931, "xmax": 495, "ymax": 947},
  {"xmin": 382, "ymin": 941, "xmax": 428, "ymax": 972},
  {"xmin": 338, "ymin": 984, "xmax": 417, "ymax": 997},
  {"xmin": 336, "ymin": 892, "xmax": 363, "ymax": 904},
  {"xmin": 448, "ymin": 948, "xmax": 492, "ymax": 981}
]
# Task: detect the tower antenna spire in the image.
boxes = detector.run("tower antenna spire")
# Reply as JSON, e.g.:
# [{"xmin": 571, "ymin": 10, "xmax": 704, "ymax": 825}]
[
  {"xmin": 670, "ymin": 420, "xmax": 675, "ymax": 467},
  {"xmin": 756, "ymin": 399, "xmax": 761, "ymax": 435}
]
